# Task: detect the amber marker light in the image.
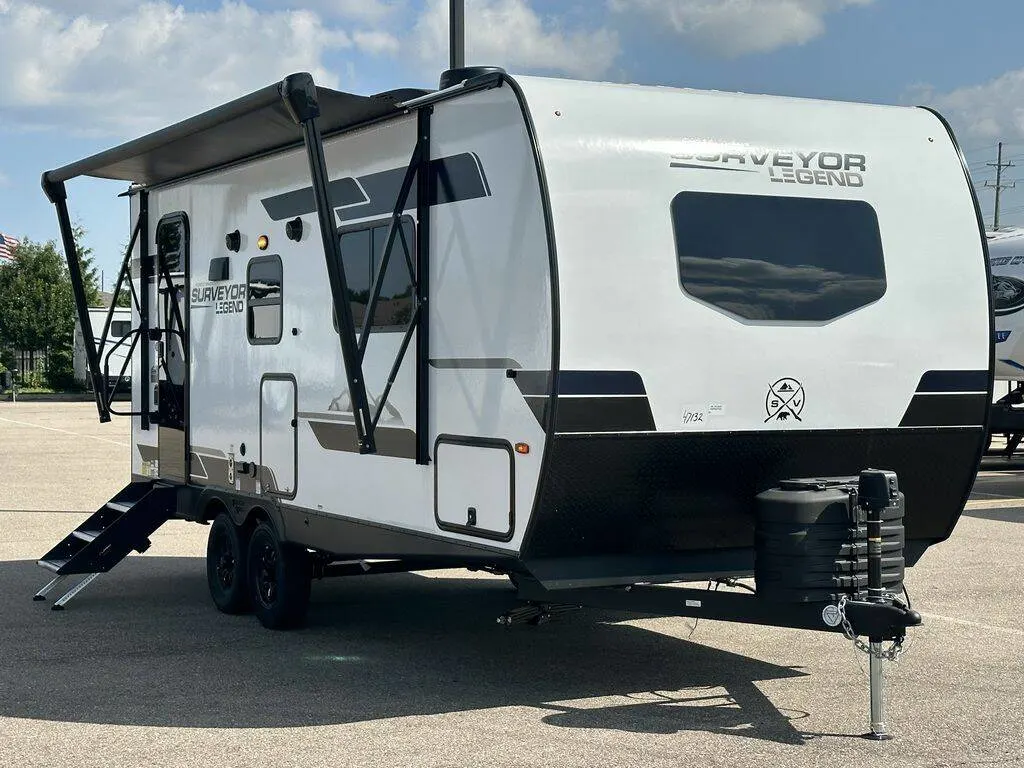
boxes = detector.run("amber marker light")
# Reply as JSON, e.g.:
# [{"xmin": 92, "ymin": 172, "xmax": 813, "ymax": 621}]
[
  {"xmin": 257, "ymin": 234, "xmax": 269, "ymax": 250},
  {"xmin": 515, "ymin": 443, "xmax": 530, "ymax": 455}
]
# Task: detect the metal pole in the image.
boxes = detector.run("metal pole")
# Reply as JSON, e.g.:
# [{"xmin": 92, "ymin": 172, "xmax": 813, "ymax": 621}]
[
  {"xmin": 281, "ymin": 73, "xmax": 376, "ymax": 454},
  {"xmin": 139, "ymin": 190, "xmax": 151, "ymax": 430},
  {"xmin": 995, "ymin": 142, "xmax": 1003, "ymax": 232},
  {"xmin": 42, "ymin": 175, "xmax": 109, "ymax": 421},
  {"xmin": 415, "ymin": 107, "xmax": 432, "ymax": 465},
  {"xmin": 450, "ymin": 0, "xmax": 465, "ymax": 70},
  {"xmin": 986, "ymin": 141, "xmax": 1015, "ymax": 231},
  {"xmin": 866, "ymin": 643, "xmax": 892, "ymax": 740}
]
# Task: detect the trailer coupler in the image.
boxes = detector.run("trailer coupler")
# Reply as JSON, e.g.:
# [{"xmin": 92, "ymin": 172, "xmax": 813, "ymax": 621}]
[{"xmin": 838, "ymin": 596, "xmax": 921, "ymax": 640}]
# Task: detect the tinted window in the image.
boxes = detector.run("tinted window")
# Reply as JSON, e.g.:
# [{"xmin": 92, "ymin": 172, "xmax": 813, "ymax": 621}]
[
  {"xmin": 110, "ymin": 320, "xmax": 132, "ymax": 338},
  {"xmin": 247, "ymin": 255, "xmax": 282, "ymax": 344},
  {"xmin": 339, "ymin": 217, "xmax": 415, "ymax": 331},
  {"xmin": 156, "ymin": 216, "xmax": 186, "ymax": 273},
  {"xmin": 672, "ymin": 192, "xmax": 886, "ymax": 322}
]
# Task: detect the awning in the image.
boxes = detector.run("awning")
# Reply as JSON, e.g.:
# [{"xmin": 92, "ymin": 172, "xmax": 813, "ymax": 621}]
[{"xmin": 43, "ymin": 75, "xmax": 429, "ymax": 187}]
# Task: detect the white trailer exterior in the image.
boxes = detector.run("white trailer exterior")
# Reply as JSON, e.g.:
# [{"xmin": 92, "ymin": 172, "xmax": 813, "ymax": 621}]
[
  {"xmin": 73, "ymin": 307, "xmax": 132, "ymax": 389},
  {"xmin": 38, "ymin": 70, "xmax": 991, "ymax": 643},
  {"xmin": 988, "ymin": 229, "xmax": 1024, "ymax": 378}
]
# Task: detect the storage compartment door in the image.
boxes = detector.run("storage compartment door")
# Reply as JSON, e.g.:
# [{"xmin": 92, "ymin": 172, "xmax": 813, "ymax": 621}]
[
  {"xmin": 260, "ymin": 377, "xmax": 297, "ymax": 497},
  {"xmin": 435, "ymin": 437, "xmax": 514, "ymax": 541}
]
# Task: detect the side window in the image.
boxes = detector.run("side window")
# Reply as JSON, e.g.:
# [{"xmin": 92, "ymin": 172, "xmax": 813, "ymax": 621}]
[
  {"xmin": 338, "ymin": 216, "xmax": 416, "ymax": 332},
  {"xmin": 247, "ymin": 255, "xmax": 283, "ymax": 344},
  {"xmin": 110, "ymin": 320, "xmax": 132, "ymax": 338},
  {"xmin": 672, "ymin": 192, "xmax": 886, "ymax": 322}
]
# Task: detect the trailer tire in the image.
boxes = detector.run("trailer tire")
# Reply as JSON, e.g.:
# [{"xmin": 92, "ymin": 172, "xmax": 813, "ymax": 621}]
[
  {"xmin": 206, "ymin": 513, "xmax": 250, "ymax": 614},
  {"xmin": 247, "ymin": 522, "xmax": 311, "ymax": 630}
]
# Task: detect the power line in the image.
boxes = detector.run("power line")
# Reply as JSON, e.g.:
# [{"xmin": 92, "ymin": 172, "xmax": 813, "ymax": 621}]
[
  {"xmin": 962, "ymin": 140, "xmax": 1024, "ymax": 155},
  {"xmin": 985, "ymin": 141, "xmax": 1016, "ymax": 231}
]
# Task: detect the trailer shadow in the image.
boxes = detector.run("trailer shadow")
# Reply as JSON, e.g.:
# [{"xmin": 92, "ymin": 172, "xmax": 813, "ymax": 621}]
[
  {"xmin": 1, "ymin": 557, "xmax": 810, "ymax": 744},
  {"xmin": 962, "ymin": 505, "xmax": 1024, "ymax": 523}
]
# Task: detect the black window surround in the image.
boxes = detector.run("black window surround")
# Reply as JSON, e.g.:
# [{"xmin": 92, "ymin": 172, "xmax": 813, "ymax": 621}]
[
  {"xmin": 336, "ymin": 215, "xmax": 416, "ymax": 333},
  {"xmin": 247, "ymin": 254, "xmax": 283, "ymax": 345},
  {"xmin": 156, "ymin": 214, "xmax": 187, "ymax": 274},
  {"xmin": 672, "ymin": 191, "xmax": 886, "ymax": 322},
  {"xmin": 110, "ymin": 320, "xmax": 132, "ymax": 338}
]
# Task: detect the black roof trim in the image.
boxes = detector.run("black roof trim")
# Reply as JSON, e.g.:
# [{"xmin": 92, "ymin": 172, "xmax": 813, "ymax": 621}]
[{"xmin": 43, "ymin": 73, "xmax": 430, "ymax": 187}]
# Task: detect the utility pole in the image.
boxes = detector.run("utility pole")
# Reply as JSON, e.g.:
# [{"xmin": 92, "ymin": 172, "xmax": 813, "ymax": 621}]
[
  {"xmin": 449, "ymin": 0, "xmax": 465, "ymax": 70},
  {"xmin": 986, "ymin": 141, "xmax": 1016, "ymax": 230}
]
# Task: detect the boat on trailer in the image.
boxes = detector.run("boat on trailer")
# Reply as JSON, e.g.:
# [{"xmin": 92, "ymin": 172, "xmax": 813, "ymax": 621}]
[{"xmin": 34, "ymin": 6, "xmax": 993, "ymax": 739}]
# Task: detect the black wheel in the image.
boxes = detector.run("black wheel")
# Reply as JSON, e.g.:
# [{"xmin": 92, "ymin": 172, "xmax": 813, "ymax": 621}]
[
  {"xmin": 206, "ymin": 513, "xmax": 250, "ymax": 614},
  {"xmin": 247, "ymin": 522, "xmax": 311, "ymax": 630}
]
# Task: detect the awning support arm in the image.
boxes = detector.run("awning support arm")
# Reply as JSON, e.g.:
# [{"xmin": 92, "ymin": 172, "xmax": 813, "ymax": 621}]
[
  {"xmin": 41, "ymin": 174, "xmax": 109, "ymax": 423},
  {"xmin": 415, "ymin": 106, "xmax": 432, "ymax": 465},
  {"xmin": 97, "ymin": 214, "xmax": 142, "ymax": 363},
  {"xmin": 281, "ymin": 73, "xmax": 376, "ymax": 454},
  {"xmin": 357, "ymin": 142, "xmax": 421, "ymax": 361}
]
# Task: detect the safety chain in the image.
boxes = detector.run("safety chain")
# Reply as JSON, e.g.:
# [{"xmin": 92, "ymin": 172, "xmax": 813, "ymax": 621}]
[{"xmin": 836, "ymin": 594, "xmax": 906, "ymax": 662}]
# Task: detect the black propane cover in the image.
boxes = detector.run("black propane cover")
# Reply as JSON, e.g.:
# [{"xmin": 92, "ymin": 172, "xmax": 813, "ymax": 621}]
[{"xmin": 754, "ymin": 477, "xmax": 905, "ymax": 603}]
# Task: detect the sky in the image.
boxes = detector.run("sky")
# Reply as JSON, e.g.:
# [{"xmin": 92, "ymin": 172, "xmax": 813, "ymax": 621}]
[{"xmin": 2, "ymin": 0, "xmax": 1024, "ymax": 284}]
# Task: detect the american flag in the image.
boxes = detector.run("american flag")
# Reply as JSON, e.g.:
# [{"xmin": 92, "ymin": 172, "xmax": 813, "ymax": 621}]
[{"xmin": 0, "ymin": 232, "xmax": 18, "ymax": 263}]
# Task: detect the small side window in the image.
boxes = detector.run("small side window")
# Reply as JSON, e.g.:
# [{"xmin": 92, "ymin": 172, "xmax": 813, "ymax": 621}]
[
  {"xmin": 247, "ymin": 255, "xmax": 283, "ymax": 345},
  {"xmin": 110, "ymin": 320, "xmax": 132, "ymax": 338}
]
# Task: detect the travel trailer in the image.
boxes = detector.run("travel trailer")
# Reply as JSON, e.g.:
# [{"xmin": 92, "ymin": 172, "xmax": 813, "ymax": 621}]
[
  {"xmin": 34, "ymin": 14, "xmax": 992, "ymax": 737},
  {"xmin": 985, "ymin": 229, "xmax": 1024, "ymax": 452},
  {"xmin": 73, "ymin": 306, "xmax": 132, "ymax": 391}
]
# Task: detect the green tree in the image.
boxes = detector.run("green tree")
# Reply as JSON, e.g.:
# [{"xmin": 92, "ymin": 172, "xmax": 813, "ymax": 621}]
[
  {"xmin": 0, "ymin": 225, "xmax": 103, "ymax": 389},
  {"xmin": 72, "ymin": 222, "xmax": 102, "ymax": 307},
  {"xmin": 112, "ymin": 239, "xmax": 133, "ymax": 308},
  {"xmin": 0, "ymin": 238, "xmax": 76, "ymax": 389},
  {"xmin": 114, "ymin": 286, "xmax": 133, "ymax": 308}
]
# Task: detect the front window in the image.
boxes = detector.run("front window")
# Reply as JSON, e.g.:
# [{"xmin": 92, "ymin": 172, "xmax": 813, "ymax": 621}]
[{"xmin": 672, "ymin": 191, "xmax": 886, "ymax": 322}]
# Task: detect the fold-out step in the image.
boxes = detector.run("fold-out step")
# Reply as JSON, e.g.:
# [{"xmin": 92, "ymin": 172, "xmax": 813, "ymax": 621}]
[{"xmin": 33, "ymin": 481, "xmax": 178, "ymax": 609}]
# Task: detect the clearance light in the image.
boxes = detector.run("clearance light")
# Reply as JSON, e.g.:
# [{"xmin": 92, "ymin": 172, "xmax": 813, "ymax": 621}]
[
  {"xmin": 515, "ymin": 443, "xmax": 530, "ymax": 455},
  {"xmin": 257, "ymin": 234, "xmax": 269, "ymax": 251}
]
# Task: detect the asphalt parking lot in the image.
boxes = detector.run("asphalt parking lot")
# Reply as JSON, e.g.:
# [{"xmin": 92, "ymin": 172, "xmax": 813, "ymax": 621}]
[{"xmin": 1, "ymin": 402, "xmax": 1022, "ymax": 768}]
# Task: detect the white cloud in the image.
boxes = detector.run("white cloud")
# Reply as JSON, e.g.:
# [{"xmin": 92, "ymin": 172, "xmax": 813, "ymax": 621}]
[
  {"xmin": 17, "ymin": 0, "xmax": 403, "ymax": 23},
  {"xmin": 913, "ymin": 69, "xmax": 1024, "ymax": 141},
  {"xmin": 608, "ymin": 0, "xmax": 874, "ymax": 57},
  {"xmin": 252, "ymin": 0, "xmax": 402, "ymax": 24},
  {"xmin": 414, "ymin": 0, "xmax": 619, "ymax": 79},
  {"xmin": 0, "ymin": 1, "xmax": 374, "ymax": 137},
  {"xmin": 353, "ymin": 29, "xmax": 401, "ymax": 56}
]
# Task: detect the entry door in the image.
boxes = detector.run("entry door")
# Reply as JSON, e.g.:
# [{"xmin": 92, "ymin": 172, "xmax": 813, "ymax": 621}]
[
  {"xmin": 155, "ymin": 213, "xmax": 189, "ymax": 483},
  {"xmin": 260, "ymin": 377, "xmax": 297, "ymax": 497}
]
